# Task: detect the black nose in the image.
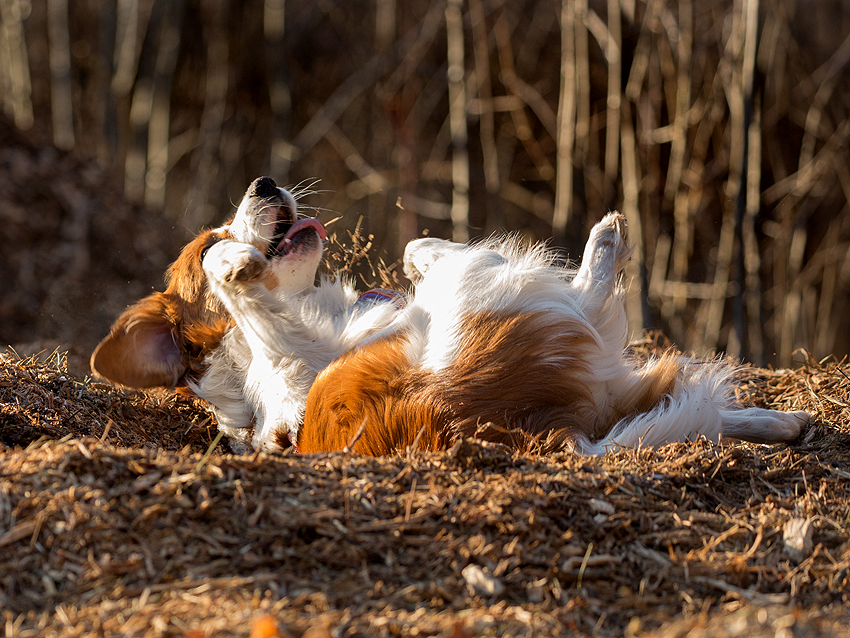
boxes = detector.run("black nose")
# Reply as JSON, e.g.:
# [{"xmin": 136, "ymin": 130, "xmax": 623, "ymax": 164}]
[{"xmin": 248, "ymin": 176, "xmax": 278, "ymax": 199}]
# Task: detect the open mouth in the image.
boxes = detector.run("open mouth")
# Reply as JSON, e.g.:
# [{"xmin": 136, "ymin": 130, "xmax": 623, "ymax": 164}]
[
  {"xmin": 267, "ymin": 218, "xmax": 327, "ymax": 258},
  {"xmin": 265, "ymin": 209, "xmax": 294, "ymax": 258}
]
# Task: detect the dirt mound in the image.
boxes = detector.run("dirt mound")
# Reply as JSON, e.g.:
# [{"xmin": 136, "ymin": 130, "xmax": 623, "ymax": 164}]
[
  {"xmin": 1, "ymin": 351, "xmax": 849, "ymax": 637},
  {"xmin": 0, "ymin": 350, "xmax": 215, "ymax": 452}
]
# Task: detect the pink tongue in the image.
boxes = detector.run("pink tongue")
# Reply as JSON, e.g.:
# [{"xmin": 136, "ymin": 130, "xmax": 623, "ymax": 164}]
[
  {"xmin": 277, "ymin": 218, "xmax": 327, "ymax": 255},
  {"xmin": 285, "ymin": 218, "xmax": 327, "ymax": 241}
]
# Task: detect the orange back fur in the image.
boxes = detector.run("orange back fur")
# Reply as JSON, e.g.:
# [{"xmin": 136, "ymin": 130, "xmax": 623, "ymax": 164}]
[
  {"xmin": 299, "ymin": 335, "xmax": 448, "ymax": 455},
  {"xmin": 301, "ymin": 310, "xmax": 681, "ymax": 456}
]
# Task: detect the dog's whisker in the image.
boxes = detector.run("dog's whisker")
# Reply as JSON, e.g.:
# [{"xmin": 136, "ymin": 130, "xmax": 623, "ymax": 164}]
[
  {"xmin": 287, "ymin": 177, "xmax": 322, "ymax": 196},
  {"xmin": 296, "ymin": 204, "xmax": 331, "ymax": 216}
]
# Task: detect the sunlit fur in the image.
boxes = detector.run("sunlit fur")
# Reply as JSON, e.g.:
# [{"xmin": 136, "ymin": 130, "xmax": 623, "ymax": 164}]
[
  {"xmin": 90, "ymin": 228, "xmax": 231, "ymax": 389},
  {"xmin": 301, "ymin": 213, "xmax": 809, "ymax": 456},
  {"xmin": 92, "ymin": 177, "xmax": 400, "ymax": 452},
  {"xmin": 192, "ymin": 256, "xmax": 399, "ymax": 451}
]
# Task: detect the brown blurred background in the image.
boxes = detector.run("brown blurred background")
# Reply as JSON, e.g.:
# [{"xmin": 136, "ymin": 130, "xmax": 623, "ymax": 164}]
[{"xmin": 1, "ymin": 0, "xmax": 849, "ymax": 368}]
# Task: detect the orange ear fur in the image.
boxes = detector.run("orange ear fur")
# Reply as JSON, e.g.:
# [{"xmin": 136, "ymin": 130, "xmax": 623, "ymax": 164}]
[
  {"xmin": 91, "ymin": 228, "xmax": 230, "ymax": 389},
  {"xmin": 90, "ymin": 293, "xmax": 185, "ymax": 388}
]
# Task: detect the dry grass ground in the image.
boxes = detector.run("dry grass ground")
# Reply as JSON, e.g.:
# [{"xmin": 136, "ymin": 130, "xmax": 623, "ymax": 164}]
[{"xmin": 1, "ymin": 345, "xmax": 849, "ymax": 638}]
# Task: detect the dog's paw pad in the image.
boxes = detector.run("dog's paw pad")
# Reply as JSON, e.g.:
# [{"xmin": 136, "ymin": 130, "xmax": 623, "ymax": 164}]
[{"xmin": 229, "ymin": 254, "xmax": 265, "ymax": 282}]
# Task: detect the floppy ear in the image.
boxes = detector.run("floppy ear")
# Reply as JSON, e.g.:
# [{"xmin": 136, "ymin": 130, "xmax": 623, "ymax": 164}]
[{"xmin": 90, "ymin": 293, "xmax": 185, "ymax": 388}]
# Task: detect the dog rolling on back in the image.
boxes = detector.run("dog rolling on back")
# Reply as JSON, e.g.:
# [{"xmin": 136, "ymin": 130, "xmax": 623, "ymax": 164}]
[
  {"xmin": 91, "ymin": 176, "xmax": 400, "ymax": 451},
  {"xmin": 299, "ymin": 214, "xmax": 808, "ymax": 456}
]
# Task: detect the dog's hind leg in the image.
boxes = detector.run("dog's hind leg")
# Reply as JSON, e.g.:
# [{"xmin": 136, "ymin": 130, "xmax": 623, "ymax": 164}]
[
  {"xmin": 569, "ymin": 213, "xmax": 633, "ymax": 352},
  {"xmin": 720, "ymin": 407, "xmax": 808, "ymax": 443},
  {"xmin": 571, "ymin": 213, "xmax": 632, "ymax": 303},
  {"xmin": 578, "ymin": 403, "xmax": 808, "ymax": 455}
]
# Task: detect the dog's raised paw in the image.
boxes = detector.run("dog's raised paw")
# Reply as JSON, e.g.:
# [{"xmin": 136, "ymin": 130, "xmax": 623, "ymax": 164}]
[
  {"xmin": 589, "ymin": 212, "xmax": 631, "ymax": 270},
  {"xmin": 203, "ymin": 240, "xmax": 266, "ymax": 285},
  {"xmin": 590, "ymin": 212, "xmax": 627, "ymax": 244}
]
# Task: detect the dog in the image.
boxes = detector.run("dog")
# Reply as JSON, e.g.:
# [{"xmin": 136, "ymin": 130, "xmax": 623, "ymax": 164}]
[
  {"xmin": 298, "ymin": 213, "xmax": 809, "ymax": 455},
  {"xmin": 91, "ymin": 176, "xmax": 401, "ymax": 451}
]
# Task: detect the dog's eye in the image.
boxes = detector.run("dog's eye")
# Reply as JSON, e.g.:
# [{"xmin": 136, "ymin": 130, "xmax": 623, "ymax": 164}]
[{"xmin": 200, "ymin": 237, "xmax": 224, "ymax": 263}]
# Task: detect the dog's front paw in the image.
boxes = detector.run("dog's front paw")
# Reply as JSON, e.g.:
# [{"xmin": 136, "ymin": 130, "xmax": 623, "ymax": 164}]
[{"xmin": 203, "ymin": 240, "xmax": 266, "ymax": 286}]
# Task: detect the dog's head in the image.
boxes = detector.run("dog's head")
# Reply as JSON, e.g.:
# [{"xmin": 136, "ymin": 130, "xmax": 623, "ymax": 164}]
[{"xmin": 90, "ymin": 176, "xmax": 326, "ymax": 389}]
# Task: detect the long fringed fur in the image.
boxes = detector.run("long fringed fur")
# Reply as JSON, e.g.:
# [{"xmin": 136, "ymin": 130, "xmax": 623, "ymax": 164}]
[{"xmin": 300, "ymin": 214, "xmax": 807, "ymax": 456}]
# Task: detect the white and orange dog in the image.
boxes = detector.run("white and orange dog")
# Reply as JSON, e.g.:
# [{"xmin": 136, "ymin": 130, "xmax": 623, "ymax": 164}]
[
  {"xmin": 93, "ymin": 178, "xmax": 807, "ymax": 455},
  {"xmin": 91, "ymin": 177, "xmax": 400, "ymax": 451},
  {"xmin": 298, "ymin": 213, "xmax": 808, "ymax": 455}
]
